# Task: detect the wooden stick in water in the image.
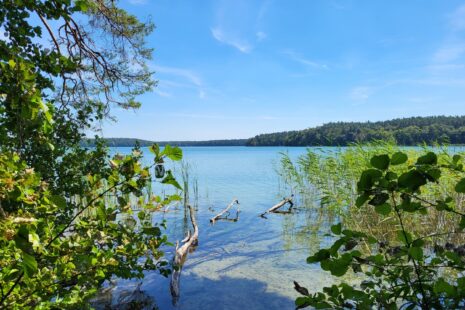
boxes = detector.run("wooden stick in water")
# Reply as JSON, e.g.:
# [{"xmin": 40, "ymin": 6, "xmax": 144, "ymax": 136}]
[
  {"xmin": 260, "ymin": 195, "xmax": 294, "ymax": 218},
  {"xmin": 170, "ymin": 205, "xmax": 199, "ymax": 304},
  {"xmin": 210, "ymin": 199, "xmax": 240, "ymax": 224}
]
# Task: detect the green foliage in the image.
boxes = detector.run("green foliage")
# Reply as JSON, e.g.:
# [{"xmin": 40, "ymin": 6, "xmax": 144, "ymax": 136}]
[
  {"xmin": 247, "ymin": 115, "xmax": 465, "ymax": 146},
  {"xmin": 294, "ymin": 151, "xmax": 465, "ymax": 309},
  {"xmin": 0, "ymin": 1, "xmax": 184, "ymax": 308}
]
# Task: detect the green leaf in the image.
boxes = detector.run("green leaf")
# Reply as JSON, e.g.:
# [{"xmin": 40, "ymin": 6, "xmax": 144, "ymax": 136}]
[
  {"xmin": 50, "ymin": 195, "xmax": 67, "ymax": 209},
  {"xmin": 455, "ymin": 178, "xmax": 465, "ymax": 193},
  {"xmin": 398, "ymin": 170, "xmax": 427, "ymax": 191},
  {"xmin": 307, "ymin": 249, "xmax": 330, "ymax": 263},
  {"xmin": 391, "ymin": 152, "xmax": 408, "ymax": 165},
  {"xmin": 357, "ymin": 169, "xmax": 382, "ymax": 191},
  {"xmin": 416, "ymin": 152, "xmax": 437, "ymax": 165},
  {"xmin": 162, "ymin": 145, "xmax": 183, "ymax": 161},
  {"xmin": 408, "ymin": 247, "xmax": 423, "ymax": 260},
  {"xmin": 434, "ymin": 278, "xmax": 456, "ymax": 296},
  {"xmin": 397, "ymin": 230, "xmax": 412, "ymax": 245},
  {"xmin": 331, "ymin": 223, "xmax": 342, "ymax": 235},
  {"xmin": 374, "ymin": 203, "xmax": 392, "ymax": 215},
  {"xmin": 355, "ymin": 193, "xmax": 370, "ymax": 207},
  {"xmin": 149, "ymin": 144, "xmax": 160, "ymax": 156},
  {"xmin": 161, "ymin": 171, "xmax": 182, "ymax": 190},
  {"xmin": 22, "ymin": 252, "xmax": 38, "ymax": 277},
  {"xmin": 370, "ymin": 155, "xmax": 390, "ymax": 170}
]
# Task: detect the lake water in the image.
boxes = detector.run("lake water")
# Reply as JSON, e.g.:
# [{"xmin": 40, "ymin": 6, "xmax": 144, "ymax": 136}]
[{"xmin": 97, "ymin": 146, "xmax": 343, "ymax": 310}]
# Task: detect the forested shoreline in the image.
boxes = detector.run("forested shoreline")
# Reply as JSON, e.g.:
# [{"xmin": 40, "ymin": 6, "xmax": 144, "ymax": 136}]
[
  {"xmin": 247, "ymin": 115, "xmax": 465, "ymax": 146},
  {"xmin": 82, "ymin": 138, "xmax": 248, "ymax": 147},
  {"xmin": 90, "ymin": 116, "xmax": 465, "ymax": 147}
]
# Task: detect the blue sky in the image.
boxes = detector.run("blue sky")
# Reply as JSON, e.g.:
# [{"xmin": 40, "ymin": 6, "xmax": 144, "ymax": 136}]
[{"xmin": 101, "ymin": 0, "xmax": 465, "ymax": 140}]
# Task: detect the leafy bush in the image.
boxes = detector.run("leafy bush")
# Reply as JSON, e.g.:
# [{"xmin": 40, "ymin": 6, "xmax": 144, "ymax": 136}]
[
  {"xmin": 294, "ymin": 151, "xmax": 465, "ymax": 309},
  {"xmin": 0, "ymin": 145, "xmax": 182, "ymax": 308}
]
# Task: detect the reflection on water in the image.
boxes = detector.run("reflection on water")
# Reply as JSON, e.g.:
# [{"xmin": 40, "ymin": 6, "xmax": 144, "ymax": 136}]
[{"xmin": 99, "ymin": 146, "xmax": 341, "ymax": 309}]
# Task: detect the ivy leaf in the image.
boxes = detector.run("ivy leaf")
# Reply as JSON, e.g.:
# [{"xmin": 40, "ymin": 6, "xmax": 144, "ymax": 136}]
[{"xmin": 391, "ymin": 152, "xmax": 408, "ymax": 165}]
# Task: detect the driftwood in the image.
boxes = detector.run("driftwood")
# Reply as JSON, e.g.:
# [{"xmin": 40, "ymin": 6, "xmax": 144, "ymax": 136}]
[
  {"xmin": 210, "ymin": 199, "xmax": 240, "ymax": 224},
  {"xmin": 260, "ymin": 195, "xmax": 294, "ymax": 218},
  {"xmin": 170, "ymin": 205, "xmax": 199, "ymax": 305}
]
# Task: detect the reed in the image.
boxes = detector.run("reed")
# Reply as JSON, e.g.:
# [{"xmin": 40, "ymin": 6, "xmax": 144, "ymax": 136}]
[{"xmin": 279, "ymin": 142, "xmax": 465, "ymax": 243}]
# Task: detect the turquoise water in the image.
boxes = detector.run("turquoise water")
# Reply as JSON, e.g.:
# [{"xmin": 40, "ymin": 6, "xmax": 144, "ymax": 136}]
[{"xmin": 97, "ymin": 146, "xmax": 341, "ymax": 309}]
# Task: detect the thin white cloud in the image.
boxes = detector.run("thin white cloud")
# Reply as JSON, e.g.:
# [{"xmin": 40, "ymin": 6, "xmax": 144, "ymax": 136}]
[
  {"xmin": 349, "ymin": 86, "xmax": 373, "ymax": 101},
  {"xmin": 153, "ymin": 65, "xmax": 202, "ymax": 87},
  {"xmin": 211, "ymin": 27, "xmax": 252, "ymax": 53},
  {"xmin": 154, "ymin": 89, "xmax": 172, "ymax": 98},
  {"xmin": 152, "ymin": 65, "xmax": 207, "ymax": 99},
  {"xmin": 283, "ymin": 50, "xmax": 328, "ymax": 69},
  {"xmin": 433, "ymin": 44, "xmax": 465, "ymax": 63}
]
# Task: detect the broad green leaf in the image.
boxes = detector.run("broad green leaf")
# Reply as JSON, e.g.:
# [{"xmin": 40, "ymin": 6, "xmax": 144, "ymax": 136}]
[
  {"xmin": 357, "ymin": 169, "xmax": 382, "ymax": 191},
  {"xmin": 370, "ymin": 155, "xmax": 390, "ymax": 170},
  {"xmin": 398, "ymin": 170, "xmax": 427, "ymax": 191},
  {"xmin": 391, "ymin": 152, "xmax": 408, "ymax": 165},
  {"xmin": 374, "ymin": 203, "xmax": 391, "ymax": 215},
  {"xmin": 416, "ymin": 152, "xmax": 437, "ymax": 165},
  {"xmin": 162, "ymin": 145, "xmax": 183, "ymax": 161},
  {"xmin": 408, "ymin": 247, "xmax": 423, "ymax": 260}
]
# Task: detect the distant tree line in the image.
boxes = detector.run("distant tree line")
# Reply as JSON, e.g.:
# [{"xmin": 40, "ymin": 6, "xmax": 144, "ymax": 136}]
[
  {"xmin": 246, "ymin": 116, "xmax": 465, "ymax": 146},
  {"xmin": 82, "ymin": 137, "xmax": 248, "ymax": 147}
]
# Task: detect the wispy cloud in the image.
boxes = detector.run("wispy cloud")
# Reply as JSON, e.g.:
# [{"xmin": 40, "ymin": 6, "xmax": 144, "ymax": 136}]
[
  {"xmin": 211, "ymin": 27, "xmax": 252, "ymax": 53},
  {"xmin": 433, "ymin": 44, "xmax": 465, "ymax": 63},
  {"xmin": 283, "ymin": 50, "xmax": 328, "ymax": 69},
  {"xmin": 211, "ymin": 0, "xmax": 270, "ymax": 53},
  {"xmin": 349, "ymin": 86, "xmax": 373, "ymax": 101},
  {"xmin": 153, "ymin": 65, "xmax": 202, "ymax": 87},
  {"xmin": 431, "ymin": 4, "xmax": 465, "ymax": 65},
  {"xmin": 152, "ymin": 65, "xmax": 206, "ymax": 99}
]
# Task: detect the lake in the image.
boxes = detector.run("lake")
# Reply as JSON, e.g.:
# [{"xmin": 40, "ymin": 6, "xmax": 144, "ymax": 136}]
[{"xmin": 97, "ymin": 146, "xmax": 345, "ymax": 309}]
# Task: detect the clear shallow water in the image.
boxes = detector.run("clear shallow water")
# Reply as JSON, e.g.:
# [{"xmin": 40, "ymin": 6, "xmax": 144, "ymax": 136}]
[{"xmin": 97, "ymin": 146, "xmax": 343, "ymax": 310}]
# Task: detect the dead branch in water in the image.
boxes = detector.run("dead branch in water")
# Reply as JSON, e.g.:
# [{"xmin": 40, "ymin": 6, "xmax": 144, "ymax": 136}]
[
  {"xmin": 260, "ymin": 195, "xmax": 294, "ymax": 218},
  {"xmin": 170, "ymin": 205, "xmax": 198, "ymax": 305},
  {"xmin": 210, "ymin": 199, "xmax": 240, "ymax": 224}
]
